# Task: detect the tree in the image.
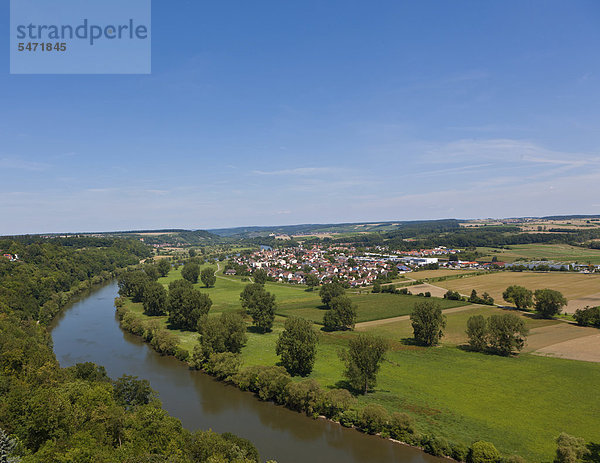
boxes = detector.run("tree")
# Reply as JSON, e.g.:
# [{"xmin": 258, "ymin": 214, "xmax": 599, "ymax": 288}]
[
  {"xmin": 198, "ymin": 312, "xmax": 248, "ymax": 358},
  {"xmin": 241, "ymin": 285, "xmax": 276, "ymax": 333},
  {"xmin": 534, "ymin": 289, "xmax": 567, "ymax": 318},
  {"xmin": 253, "ymin": 268, "xmax": 267, "ymax": 285},
  {"xmin": 118, "ymin": 270, "xmax": 151, "ymax": 302},
  {"xmin": 573, "ymin": 306, "xmax": 600, "ymax": 327},
  {"xmin": 188, "ymin": 248, "xmax": 196, "ymax": 258},
  {"xmin": 466, "ymin": 315, "xmax": 487, "ymax": 351},
  {"xmin": 554, "ymin": 433, "xmax": 589, "ymax": 463},
  {"xmin": 240, "ymin": 283, "xmax": 265, "ymax": 312},
  {"xmin": 276, "ymin": 317, "xmax": 318, "ymax": 376},
  {"xmin": 410, "ymin": 301, "xmax": 446, "ymax": 346},
  {"xmin": 112, "ymin": 374, "xmax": 155, "ymax": 409},
  {"xmin": 487, "ymin": 313, "xmax": 528, "ymax": 356},
  {"xmin": 142, "ymin": 281, "xmax": 168, "ymax": 316},
  {"xmin": 144, "ymin": 264, "xmax": 160, "ymax": 281},
  {"xmin": 305, "ymin": 274, "xmax": 320, "ymax": 290},
  {"xmin": 468, "ymin": 441, "xmax": 501, "ymax": 463},
  {"xmin": 201, "ymin": 267, "xmax": 217, "ymax": 288},
  {"xmin": 319, "ymin": 281, "xmax": 345, "ymax": 308},
  {"xmin": 181, "ymin": 262, "xmax": 200, "ymax": 284},
  {"xmin": 372, "ymin": 281, "xmax": 381, "ymax": 293},
  {"xmin": 502, "ymin": 285, "xmax": 533, "ymax": 310},
  {"xmin": 157, "ymin": 259, "xmax": 171, "ymax": 277},
  {"xmin": 167, "ymin": 280, "xmax": 212, "ymax": 330},
  {"xmin": 340, "ymin": 333, "xmax": 388, "ymax": 394},
  {"xmin": 323, "ymin": 296, "xmax": 357, "ymax": 331}
]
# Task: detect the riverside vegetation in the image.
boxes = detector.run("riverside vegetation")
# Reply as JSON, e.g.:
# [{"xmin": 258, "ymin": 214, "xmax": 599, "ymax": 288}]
[
  {"xmin": 0, "ymin": 237, "xmax": 272, "ymax": 463},
  {"xmin": 115, "ymin": 260, "xmax": 600, "ymax": 463}
]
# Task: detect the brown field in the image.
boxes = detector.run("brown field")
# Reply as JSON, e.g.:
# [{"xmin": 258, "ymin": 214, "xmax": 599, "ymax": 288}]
[
  {"xmin": 435, "ymin": 272, "xmax": 600, "ymax": 313},
  {"xmin": 408, "ymin": 268, "xmax": 480, "ymax": 280},
  {"xmin": 535, "ymin": 333, "xmax": 600, "ymax": 362},
  {"xmin": 406, "ymin": 283, "xmax": 449, "ymax": 298}
]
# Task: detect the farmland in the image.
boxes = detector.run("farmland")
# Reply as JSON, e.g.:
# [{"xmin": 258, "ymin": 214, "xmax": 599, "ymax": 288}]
[
  {"xmin": 476, "ymin": 243, "xmax": 600, "ymax": 265},
  {"xmin": 434, "ymin": 271, "xmax": 600, "ymax": 313}
]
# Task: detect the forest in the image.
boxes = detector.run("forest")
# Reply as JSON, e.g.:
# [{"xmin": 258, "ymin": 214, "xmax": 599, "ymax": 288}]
[{"xmin": 0, "ymin": 237, "xmax": 266, "ymax": 462}]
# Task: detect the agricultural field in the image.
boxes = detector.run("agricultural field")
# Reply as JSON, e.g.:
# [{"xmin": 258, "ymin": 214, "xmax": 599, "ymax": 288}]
[
  {"xmin": 476, "ymin": 243, "xmax": 600, "ymax": 265},
  {"xmin": 407, "ymin": 269, "xmax": 481, "ymax": 280},
  {"xmin": 434, "ymin": 271, "xmax": 600, "ymax": 313},
  {"xmin": 119, "ymin": 264, "xmax": 600, "ymax": 462}
]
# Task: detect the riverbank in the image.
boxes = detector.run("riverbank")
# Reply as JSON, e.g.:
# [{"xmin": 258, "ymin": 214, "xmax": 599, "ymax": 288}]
[
  {"xmin": 54, "ymin": 281, "xmax": 444, "ymax": 463},
  {"xmin": 115, "ymin": 265, "xmax": 600, "ymax": 462}
]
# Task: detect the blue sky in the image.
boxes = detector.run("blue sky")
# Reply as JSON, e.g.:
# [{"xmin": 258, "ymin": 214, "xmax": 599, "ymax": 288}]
[{"xmin": 1, "ymin": 0, "xmax": 600, "ymax": 235}]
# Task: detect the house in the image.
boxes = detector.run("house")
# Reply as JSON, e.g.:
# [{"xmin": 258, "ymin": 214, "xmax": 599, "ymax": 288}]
[{"xmin": 224, "ymin": 269, "xmax": 236, "ymax": 276}]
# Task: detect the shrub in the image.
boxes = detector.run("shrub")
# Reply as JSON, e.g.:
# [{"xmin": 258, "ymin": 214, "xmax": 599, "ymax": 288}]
[
  {"xmin": 205, "ymin": 352, "xmax": 243, "ymax": 382},
  {"xmin": 255, "ymin": 366, "xmax": 292, "ymax": 403},
  {"xmin": 284, "ymin": 379, "xmax": 325, "ymax": 416},
  {"xmin": 468, "ymin": 441, "xmax": 501, "ymax": 463},
  {"xmin": 359, "ymin": 404, "xmax": 390, "ymax": 435},
  {"xmin": 554, "ymin": 432, "xmax": 589, "ymax": 463},
  {"xmin": 388, "ymin": 412, "xmax": 415, "ymax": 441},
  {"xmin": 422, "ymin": 435, "xmax": 452, "ymax": 457},
  {"xmin": 339, "ymin": 409, "xmax": 358, "ymax": 428},
  {"xmin": 444, "ymin": 290, "xmax": 462, "ymax": 301},
  {"xmin": 323, "ymin": 388, "xmax": 356, "ymax": 420},
  {"xmin": 451, "ymin": 442, "xmax": 470, "ymax": 462},
  {"xmin": 150, "ymin": 329, "xmax": 178, "ymax": 356}
]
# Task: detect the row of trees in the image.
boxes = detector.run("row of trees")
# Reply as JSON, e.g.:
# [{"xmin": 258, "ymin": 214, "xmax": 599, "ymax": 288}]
[
  {"xmin": 181, "ymin": 261, "xmax": 216, "ymax": 287},
  {"xmin": 503, "ymin": 286, "xmax": 567, "ymax": 318},
  {"xmin": 119, "ymin": 271, "xmax": 214, "ymax": 331},
  {"xmin": 466, "ymin": 314, "xmax": 529, "ymax": 356}
]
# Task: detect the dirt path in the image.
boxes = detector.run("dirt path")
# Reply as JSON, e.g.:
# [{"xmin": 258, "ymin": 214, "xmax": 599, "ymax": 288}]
[{"xmin": 355, "ymin": 304, "xmax": 478, "ymax": 329}]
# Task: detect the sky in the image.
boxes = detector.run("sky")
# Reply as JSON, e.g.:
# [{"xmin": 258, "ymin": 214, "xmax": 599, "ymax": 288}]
[{"xmin": 1, "ymin": 0, "xmax": 600, "ymax": 235}]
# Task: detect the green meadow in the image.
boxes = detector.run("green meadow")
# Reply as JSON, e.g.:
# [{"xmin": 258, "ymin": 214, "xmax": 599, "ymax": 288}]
[{"xmin": 118, "ymin": 264, "xmax": 600, "ymax": 462}]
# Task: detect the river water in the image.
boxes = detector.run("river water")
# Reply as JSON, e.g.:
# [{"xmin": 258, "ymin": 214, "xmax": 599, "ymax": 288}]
[{"xmin": 51, "ymin": 281, "xmax": 442, "ymax": 463}]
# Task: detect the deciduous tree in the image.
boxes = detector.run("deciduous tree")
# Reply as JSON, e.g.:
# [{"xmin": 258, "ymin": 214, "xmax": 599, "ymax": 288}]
[
  {"xmin": 534, "ymin": 289, "xmax": 567, "ymax": 318},
  {"xmin": 487, "ymin": 313, "xmax": 528, "ymax": 356},
  {"xmin": 502, "ymin": 285, "xmax": 533, "ymax": 310},
  {"xmin": 142, "ymin": 281, "xmax": 167, "ymax": 316},
  {"xmin": 201, "ymin": 267, "xmax": 217, "ymax": 288},
  {"xmin": 410, "ymin": 301, "xmax": 446, "ymax": 346},
  {"xmin": 319, "ymin": 281, "xmax": 345, "ymax": 308},
  {"xmin": 340, "ymin": 333, "xmax": 388, "ymax": 394},
  {"xmin": 323, "ymin": 296, "xmax": 356, "ymax": 331},
  {"xmin": 182, "ymin": 262, "xmax": 200, "ymax": 284},
  {"xmin": 276, "ymin": 317, "xmax": 318, "ymax": 376}
]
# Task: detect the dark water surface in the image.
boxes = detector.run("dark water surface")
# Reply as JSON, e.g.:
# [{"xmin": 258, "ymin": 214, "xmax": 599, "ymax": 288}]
[{"xmin": 51, "ymin": 281, "xmax": 442, "ymax": 463}]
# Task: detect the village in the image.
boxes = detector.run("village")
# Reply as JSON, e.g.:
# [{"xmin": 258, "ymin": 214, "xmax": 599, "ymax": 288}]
[
  {"xmin": 226, "ymin": 244, "xmax": 466, "ymax": 286},
  {"xmin": 225, "ymin": 244, "xmax": 600, "ymax": 286}
]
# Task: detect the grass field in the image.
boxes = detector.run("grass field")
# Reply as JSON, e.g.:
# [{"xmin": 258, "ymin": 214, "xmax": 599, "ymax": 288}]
[
  {"xmin": 118, "ymin": 264, "xmax": 600, "ymax": 461},
  {"xmin": 476, "ymin": 243, "xmax": 600, "ymax": 265}
]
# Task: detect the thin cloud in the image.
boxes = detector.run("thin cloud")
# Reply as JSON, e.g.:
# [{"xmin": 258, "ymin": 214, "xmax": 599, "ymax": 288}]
[
  {"xmin": 0, "ymin": 157, "xmax": 50, "ymax": 171},
  {"xmin": 252, "ymin": 167, "xmax": 335, "ymax": 176}
]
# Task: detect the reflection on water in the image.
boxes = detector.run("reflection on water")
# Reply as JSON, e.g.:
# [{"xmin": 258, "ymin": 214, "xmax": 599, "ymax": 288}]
[{"xmin": 51, "ymin": 281, "xmax": 442, "ymax": 463}]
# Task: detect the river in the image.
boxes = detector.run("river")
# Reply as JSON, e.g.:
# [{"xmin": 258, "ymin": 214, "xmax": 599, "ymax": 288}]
[{"xmin": 51, "ymin": 281, "xmax": 442, "ymax": 463}]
